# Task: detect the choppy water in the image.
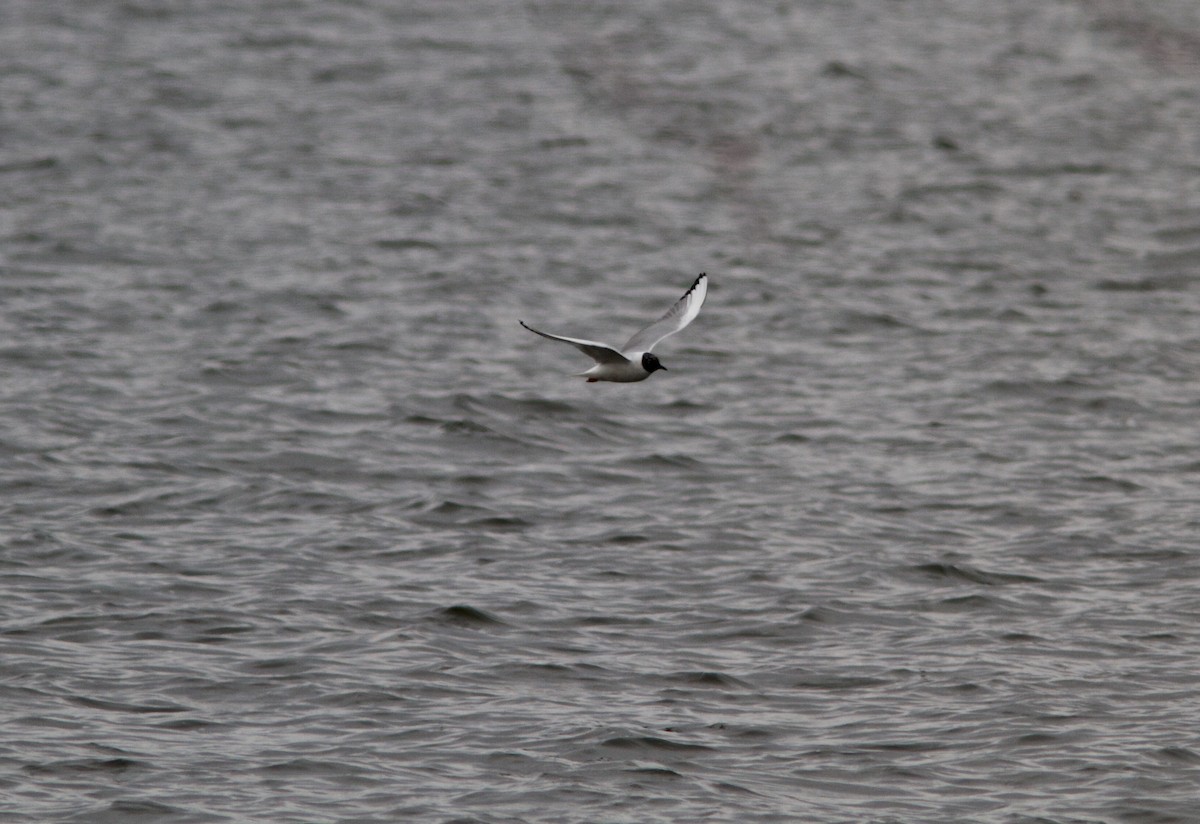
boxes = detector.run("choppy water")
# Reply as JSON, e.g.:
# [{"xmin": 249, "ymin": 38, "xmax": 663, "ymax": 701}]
[{"xmin": 3, "ymin": 1, "xmax": 1200, "ymax": 822}]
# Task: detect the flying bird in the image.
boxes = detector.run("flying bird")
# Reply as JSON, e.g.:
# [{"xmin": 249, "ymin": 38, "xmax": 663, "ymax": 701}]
[{"xmin": 519, "ymin": 273, "xmax": 708, "ymax": 383}]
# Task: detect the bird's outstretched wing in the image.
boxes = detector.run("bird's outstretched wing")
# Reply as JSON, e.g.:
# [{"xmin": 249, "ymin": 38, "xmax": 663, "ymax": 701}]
[
  {"xmin": 519, "ymin": 321, "xmax": 630, "ymax": 365},
  {"xmin": 622, "ymin": 273, "xmax": 708, "ymax": 354}
]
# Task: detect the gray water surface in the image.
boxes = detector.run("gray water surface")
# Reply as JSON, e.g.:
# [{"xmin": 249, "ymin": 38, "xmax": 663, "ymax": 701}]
[{"xmin": 3, "ymin": 1, "xmax": 1200, "ymax": 822}]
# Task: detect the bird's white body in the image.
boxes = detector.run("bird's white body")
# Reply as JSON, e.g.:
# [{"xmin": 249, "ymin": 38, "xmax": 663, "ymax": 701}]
[
  {"xmin": 520, "ymin": 273, "xmax": 708, "ymax": 383},
  {"xmin": 578, "ymin": 354, "xmax": 657, "ymax": 383}
]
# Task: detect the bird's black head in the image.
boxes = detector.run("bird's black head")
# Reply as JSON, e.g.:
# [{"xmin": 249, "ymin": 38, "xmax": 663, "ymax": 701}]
[{"xmin": 641, "ymin": 352, "xmax": 667, "ymax": 373}]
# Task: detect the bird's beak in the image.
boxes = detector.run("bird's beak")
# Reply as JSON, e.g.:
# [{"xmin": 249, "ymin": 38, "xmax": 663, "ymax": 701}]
[{"xmin": 659, "ymin": 364, "xmax": 668, "ymax": 371}]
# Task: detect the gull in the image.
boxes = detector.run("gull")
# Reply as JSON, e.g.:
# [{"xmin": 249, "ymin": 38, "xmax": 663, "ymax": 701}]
[{"xmin": 519, "ymin": 273, "xmax": 708, "ymax": 382}]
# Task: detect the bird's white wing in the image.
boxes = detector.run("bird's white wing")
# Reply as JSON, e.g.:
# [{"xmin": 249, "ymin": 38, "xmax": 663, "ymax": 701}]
[
  {"xmin": 622, "ymin": 273, "xmax": 708, "ymax": 354},
  {"xmin": 519, "ymin": 321, "xmax": 630, "ymax": 365}
]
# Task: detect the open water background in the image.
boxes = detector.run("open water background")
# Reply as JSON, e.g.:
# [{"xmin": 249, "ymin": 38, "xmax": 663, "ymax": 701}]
[{"xmin": 3, "ymin": 1, "xmax": 1200, "ymax": 822}]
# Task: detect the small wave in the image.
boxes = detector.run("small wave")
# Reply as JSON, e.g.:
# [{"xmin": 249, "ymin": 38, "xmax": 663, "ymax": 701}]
[
  {"xmin": 374, "ymin": 238, "xmax": 440, "ymax": 251},
  {"xmin": 791, "ymin": 674, "xmax": 888, "ymax": 691},
  {"xmin": 433, "ymin": 604, "xmax": 509, "ymax": 628},
  {"xmin": 79, "ymin": 800, "xmax": 184, "ymax": 820},
  {"xmin": 1156, "ymin": 746, "xmax": 1200, "ymax": 765},
  {"xmin": 911, "ymin": 562, "xmax": 1042, "ymax": 585},
  {"xmin": 600, "ymin": 735, "xmax": 715, "ymax": 753},
  {"xmin": 1155, "ymin": 223, "xmax": 1200, "ymax": 244},
  {"xmin": 622, "ymin": 765, "xmax": 684, "ymax": 778},
  {"xmin": 794, "ymin": 605, "xmax": 859, "ymax": 624},
  {"xmin": 980, "ymin": 376, "xmax": 1098, "ymax": 398},
  {"xmin": 918, "ymin": 593, "xmax": 1007, "ymax": 612},
  {"xmin": 409, "ymin": 499, "xmax": 531, "ymax": 530},
  {"xmin": 663, "ymin": 671, "xmax": 752, "ymax": 690},
  {"xmin": 1095, "ymin": 274, "xmax": 1192, "ymax": 292},
  {"xmin": 989, "ymin": 161, "xmax": 1112, "ymax": 177},
  {"xmin": 0, "ymin": 156, "xmax": 59, "ymax": 173},
  {"xmin": 621, "ymin": 452, "xmax": 705, "ymax": 470},
  {"xmin": 831, "ymin": 310, "xmax": 925, "ymax": 335},
  {"xmin": 23, "ymin": 757, "xmax": 145, "ymax": 776},
  {"xmin": 1076, "ymin": 474, "xmax": 1141, "ymax": 493},
  {"xmin": 68, "ymin": 696, "xmax": 189, "ymax": 714},
  {"xmin": 157, "ymin": 718, "xmax": 215, "ymax": 731}
]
